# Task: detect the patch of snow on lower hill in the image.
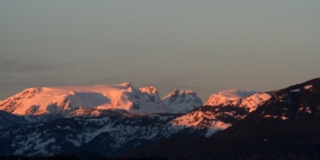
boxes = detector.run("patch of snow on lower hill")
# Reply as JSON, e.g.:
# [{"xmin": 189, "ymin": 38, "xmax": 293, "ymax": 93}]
[
  {"xmin": 170, "ymin": 110, "xmax": 231, "ymax": 136},
  {"xmin": 205, "ymin": 121, "xmax": 231, "ymax": 137},
  {"xmin": 304, "ymin": 85, "xmax": 312, "ymax": 90},
  {"xmin": 291, "ymin": 89, "xmax": 300, "ymax": 92}
]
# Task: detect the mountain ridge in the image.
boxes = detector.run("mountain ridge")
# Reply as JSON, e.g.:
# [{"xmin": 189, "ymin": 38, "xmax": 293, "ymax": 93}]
[{"xmin": 0, "ymin": 83, "xmax": 203, "ymax": 117}]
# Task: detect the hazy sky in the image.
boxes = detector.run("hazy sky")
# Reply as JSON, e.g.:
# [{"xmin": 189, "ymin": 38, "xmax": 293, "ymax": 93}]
[{"xmin": 1, "ymin": 1, "xmax": 320, "ymax": 101}]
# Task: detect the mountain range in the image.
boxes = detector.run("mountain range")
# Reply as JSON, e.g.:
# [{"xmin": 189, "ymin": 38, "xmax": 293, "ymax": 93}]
[
  {"xmin": 0, "ymin": 78, "xmax": 319, "ymax": 159},
  {"xmin": 0, "ymin": 82, "xmax": 203, "ymax": 130}
]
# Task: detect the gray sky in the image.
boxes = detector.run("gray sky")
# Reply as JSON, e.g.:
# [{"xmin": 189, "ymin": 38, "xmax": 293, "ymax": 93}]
[{"xmin": 1, "ymin": 1, "xmax": 320, "ymax": 101}]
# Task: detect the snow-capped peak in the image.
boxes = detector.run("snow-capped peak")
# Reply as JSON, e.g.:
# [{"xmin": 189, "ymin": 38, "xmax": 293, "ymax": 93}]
[
  {"xmin": 0, "ymin": 83, "xmax": 168, "ymax": 116},
  {"xmin": 139, "ymin": 86, "xmax": 167, "ymax": 111},
  {"xmin": 164, "ymin": 89, "xmax": 197, "ymax": 98},
  {"xmin": 204, "ymin": 89, "xmax": 272, "ymax": 113},
  {"xmin": 162, "ymin": 89, "xmax": 203, "ymax": 113},
  {"xmin": 204, "ymin": 89, "xmax": 257, "ymax": 106},
  {"xmin": 139, "ymin": 86, "xmax": 158, "ymax": 95}
]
